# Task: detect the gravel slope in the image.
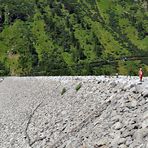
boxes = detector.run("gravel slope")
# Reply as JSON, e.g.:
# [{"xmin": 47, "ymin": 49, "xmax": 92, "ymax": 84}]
[{"xmin": 0, "ymin": 76, "xmax": 148, "ymax": 148}]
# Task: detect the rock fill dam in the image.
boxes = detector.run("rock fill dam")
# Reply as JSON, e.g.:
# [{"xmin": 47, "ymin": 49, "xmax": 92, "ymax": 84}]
[{"xmin": 0, "ymin": 76, "xmax": 148, "ymax": 148}]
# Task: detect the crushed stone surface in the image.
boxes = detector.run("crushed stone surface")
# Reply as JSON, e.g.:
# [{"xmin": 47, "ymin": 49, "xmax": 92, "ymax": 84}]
[{"xmin": 0, "ymin": 76, "xmax": 148, "ymax": 148}]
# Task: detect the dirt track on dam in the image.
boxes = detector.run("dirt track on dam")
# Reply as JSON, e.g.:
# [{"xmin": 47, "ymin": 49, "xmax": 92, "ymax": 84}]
[{"xmin": 0, "ymin": 76, "xmax": 148, "ymax": 148}]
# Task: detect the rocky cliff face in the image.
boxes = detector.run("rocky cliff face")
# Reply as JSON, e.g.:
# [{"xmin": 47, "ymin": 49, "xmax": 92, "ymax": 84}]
[{"xmin": 0, "ymin": 76, "xmax": 148, "ymax": 148}]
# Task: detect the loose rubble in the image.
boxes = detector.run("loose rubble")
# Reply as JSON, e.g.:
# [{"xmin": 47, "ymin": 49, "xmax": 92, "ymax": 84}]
[{"xmin": 0, "ymin": 76, "xmax": 148, "ymax": 148}]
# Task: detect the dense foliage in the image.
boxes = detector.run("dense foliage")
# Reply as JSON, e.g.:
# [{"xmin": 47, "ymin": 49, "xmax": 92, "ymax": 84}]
[{"xmin": 0, "ymin": 0, "xmax": 148, "ymax": 76}]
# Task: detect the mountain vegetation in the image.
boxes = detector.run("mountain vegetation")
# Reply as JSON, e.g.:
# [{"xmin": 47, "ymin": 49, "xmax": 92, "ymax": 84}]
[{"xmin": 0, "ymin": 0, "xmax": 148, "ymax": 76}]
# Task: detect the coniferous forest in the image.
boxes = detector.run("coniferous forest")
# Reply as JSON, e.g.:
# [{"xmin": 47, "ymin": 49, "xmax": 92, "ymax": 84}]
[{"xmin": 0, "ymin": 0, "xmax": 148, "ymax": 76}]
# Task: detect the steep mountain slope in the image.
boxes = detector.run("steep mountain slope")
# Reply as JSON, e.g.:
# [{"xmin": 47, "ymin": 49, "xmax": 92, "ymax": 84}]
[
  {"xmin": 0, "ymin": 76, "xmax": 148, "ymax": 147},
  {"xmin": 0, "ymin": 0, "xmax": 148, "ymax": 76}
]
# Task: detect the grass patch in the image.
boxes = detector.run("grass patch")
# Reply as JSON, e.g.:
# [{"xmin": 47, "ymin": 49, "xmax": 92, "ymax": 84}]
[
  {"xmin": 61, "ymin": 87, "xmax": 66, "ymax": 95},
  {"xmin": 75, "ymin": 83, "xmax": 82, "ymax": 92}
]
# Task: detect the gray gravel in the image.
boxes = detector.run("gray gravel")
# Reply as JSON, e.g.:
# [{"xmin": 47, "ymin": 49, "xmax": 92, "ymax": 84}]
[{"xmin": 0, "ymin": 76, "xmax": 148, "ymax": 148}]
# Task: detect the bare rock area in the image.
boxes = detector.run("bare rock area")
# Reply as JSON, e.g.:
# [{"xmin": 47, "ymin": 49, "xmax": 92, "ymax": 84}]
[{"xmin": 0, "ymin": 76, "xmax": 148, "ymax": 148}]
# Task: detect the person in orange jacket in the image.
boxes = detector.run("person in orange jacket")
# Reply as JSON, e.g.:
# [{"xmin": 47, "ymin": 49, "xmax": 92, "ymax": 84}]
[{"xmin": 139, "ymin": 67, "xmax": 143, "ymax": 82}]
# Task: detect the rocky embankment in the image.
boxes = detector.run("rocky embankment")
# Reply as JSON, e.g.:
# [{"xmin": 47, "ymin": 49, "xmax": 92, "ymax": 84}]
[{"xmin": 0, "ymin": 76, "xmax": 148, "ymax": 148}]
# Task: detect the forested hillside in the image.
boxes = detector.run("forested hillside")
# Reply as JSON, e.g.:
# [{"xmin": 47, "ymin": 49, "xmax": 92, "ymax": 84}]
[{"xmin": 0, "ymin": 0, "xmax": 148, "ymax": 76}]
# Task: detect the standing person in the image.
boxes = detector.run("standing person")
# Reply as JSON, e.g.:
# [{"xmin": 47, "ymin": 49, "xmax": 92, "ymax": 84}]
[{"xmin": 139, "ymin": 67, "xmax": 143, "ymax": 82}]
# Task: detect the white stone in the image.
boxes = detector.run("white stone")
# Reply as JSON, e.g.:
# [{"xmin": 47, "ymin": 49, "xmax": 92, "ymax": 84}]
[{"xmin": 114, "ymin": 122, "xmax": 123, "ymax": 130}]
